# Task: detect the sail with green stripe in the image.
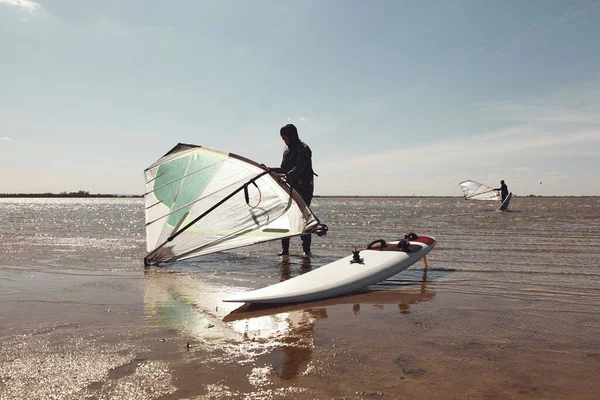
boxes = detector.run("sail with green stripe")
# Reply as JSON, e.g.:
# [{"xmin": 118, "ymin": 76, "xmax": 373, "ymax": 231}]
[{"xmin": 144, "ymin": 143, "xmax": 322, "ymax": 264}]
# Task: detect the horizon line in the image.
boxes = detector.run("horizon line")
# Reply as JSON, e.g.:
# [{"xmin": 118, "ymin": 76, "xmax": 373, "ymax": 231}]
[{"xmin": 1, "ymin": 193, "xmax": 599, "ymax": 199}]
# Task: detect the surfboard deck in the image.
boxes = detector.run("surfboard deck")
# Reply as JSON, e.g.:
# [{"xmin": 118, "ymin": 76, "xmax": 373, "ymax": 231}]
[
  {"xmin": 223, "ymin": 235, "xmax": 436, "ymax": 304},
  {"xmin": 500, "ymin": 192, "xmax": 513, "ymax": 210}
]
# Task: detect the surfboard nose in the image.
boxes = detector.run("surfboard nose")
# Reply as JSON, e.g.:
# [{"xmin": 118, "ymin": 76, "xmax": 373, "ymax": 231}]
[{"xmin": 414, "ymin": 236, "xmax": 436, "ymax": 246}]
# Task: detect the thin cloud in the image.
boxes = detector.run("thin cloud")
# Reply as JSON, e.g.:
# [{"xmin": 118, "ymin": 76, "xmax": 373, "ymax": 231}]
[
  {"xmin": 286, "ymin": 117, "xmax": 312, "ymax": 123},
  {"xmin": 0, "ymin": 0, "xmax": 40, "ymax": 12},
  {"xmin": 514, "ymin": 167, "xmax": 530, "ymax": 172},
  {"xmin": 549, "ymin": 173, "xmax": 569, "ymax": 181},
  {"xmin": 0, "ymin": 137, "xmax": 11, "ymax": 141},
  {"xmin": 325, "ymin": 126, "xmax": 600, "ymax": 169},
  {"xmin": 475, "ymin": 102, "xmax": 600, "ymax": 125},
  {"xmin": 316, "ymin": 123, "xmax": 600, "ymax": 193},
  {"xmin": 465, "ymin": 3, "xmax": 600, "ymax": 58},
  {"xmin": 359, "ymin": 98, "xmax": 384, "ymax": 110},
  {"xmin": 473, "ymin": 82, "xmax": 600, "ymax": 126},
  {"xmin": 301, "ymin": 96, "xmax": 386, "ymax": 135}
]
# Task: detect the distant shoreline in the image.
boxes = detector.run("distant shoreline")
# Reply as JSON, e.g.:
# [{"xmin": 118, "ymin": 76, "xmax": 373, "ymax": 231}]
[
  {"xmin": 313, "ymin": 195, "xmax": 598, "ymax": 198},
  {"xmin": 0, "ymin": 192, "xmax": 142, "ymax": 198},
  {"xmin": 1, "ymin": 193, "xmax": 598, "ymax": 199}
]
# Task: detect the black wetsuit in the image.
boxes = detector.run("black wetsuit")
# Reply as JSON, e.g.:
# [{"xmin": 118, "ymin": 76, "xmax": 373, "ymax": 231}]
[
  {"xmin": 281, "ymin": 140, "xmax": 314, "ymax": 201},
  {"xmin": 495, "ymin": 183, "xmax": 509, "ymax": 201},
  {"xmin": 280, "ymin": 136, "xmax": 314, "ymax": 254}
]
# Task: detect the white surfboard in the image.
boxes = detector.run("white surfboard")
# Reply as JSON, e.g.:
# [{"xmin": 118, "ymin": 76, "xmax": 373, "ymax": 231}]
[
  {"xmin": 500, "ymin": 192, "xmax": 512, "ymax": 210},
  {"xmin": 223, "ymin": 235, "xmax": 436, "ymax": 304}
]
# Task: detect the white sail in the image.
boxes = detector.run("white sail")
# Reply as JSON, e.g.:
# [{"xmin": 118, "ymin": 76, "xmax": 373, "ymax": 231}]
[
  {"xmin": 144, "ymin": 143, "xmax": 323, "ymax": 264},
  {"xmin": 458, "ymin": 180, "xmax": 501, "ymax": 201}
]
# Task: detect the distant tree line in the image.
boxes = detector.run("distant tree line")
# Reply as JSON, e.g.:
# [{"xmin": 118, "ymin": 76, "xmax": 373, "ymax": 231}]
[{"xmin": 0, "ymin": 190, "xmax": 142, "ymax": 198}]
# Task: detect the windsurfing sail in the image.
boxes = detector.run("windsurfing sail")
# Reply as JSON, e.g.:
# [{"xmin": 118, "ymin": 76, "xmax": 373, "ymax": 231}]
[
  {"xmin": 144, "ymin": 143, "xmax": 326, "ymax": 265},
  {"xmin": 458, "ymin": 180, "xmax": 501, "ymax": 201}
]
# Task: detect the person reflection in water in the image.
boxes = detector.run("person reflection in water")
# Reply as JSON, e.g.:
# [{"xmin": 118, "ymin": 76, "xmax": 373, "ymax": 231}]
[
  {"xmin": 279, "ymin": 258, "xmax": 312, "ymax": 283},
  {"xmin": 352, "ymin": 265, "xmax": 432, "ymax": 316},
  {"xmin": 278, "ymin": 308, "xmax": 326, "ymax": 380}
]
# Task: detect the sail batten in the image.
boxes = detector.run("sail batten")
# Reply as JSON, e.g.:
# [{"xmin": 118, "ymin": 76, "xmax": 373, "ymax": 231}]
[
  {"xmin": 144, "ymin": 143, "xmax": 323, "ymax": 265},
  {"xmin": 146, "ymin": 173, "xmax": 270, "ymax": 227},
  {"xmin": 144, "ymin": 160, "xmax": 227, "ymax": 195}
]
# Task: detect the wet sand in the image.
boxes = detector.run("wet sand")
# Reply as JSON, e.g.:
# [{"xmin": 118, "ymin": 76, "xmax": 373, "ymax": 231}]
[{"xmin": 2, "ymin": 267, "xmax": 599, "ymax": 400}]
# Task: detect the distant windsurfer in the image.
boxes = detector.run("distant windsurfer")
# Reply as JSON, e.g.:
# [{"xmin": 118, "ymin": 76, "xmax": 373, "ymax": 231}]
[
  {"xmin": 494, "ymin": 180, "xmax": 509, "ymax": 201},
  {"xmin": 277, "ymin": 124, "xmax": 315, "ymax": 258}
]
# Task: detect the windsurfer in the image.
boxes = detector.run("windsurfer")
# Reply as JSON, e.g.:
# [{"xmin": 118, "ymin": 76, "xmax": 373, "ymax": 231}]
[
  {"xmin": 494, "ymin": 180, "xmax": 509, "ymax": 201},
  {"xmin": 277, "ymin": 124, "xmax": 315, "ymax": 258}
]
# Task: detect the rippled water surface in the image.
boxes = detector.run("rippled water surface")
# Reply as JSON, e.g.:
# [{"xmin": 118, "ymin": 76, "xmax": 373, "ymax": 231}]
[
  {"xmin": 3, "ymin": 197, "xmax": 599, "ymax": 304},
  {"xmin": 1, "ymin": 196, "xmax": 599, "ymax": 399}
]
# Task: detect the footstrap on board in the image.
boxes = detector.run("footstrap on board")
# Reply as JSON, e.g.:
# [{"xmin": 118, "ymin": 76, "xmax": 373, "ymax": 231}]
[
  {"xmin": 366, "ymin": 234, "xmax": 420, "ymax": 253},
  {"xmin": 366, "ymin": 239, "xmax": 387, "ymax": 249}
]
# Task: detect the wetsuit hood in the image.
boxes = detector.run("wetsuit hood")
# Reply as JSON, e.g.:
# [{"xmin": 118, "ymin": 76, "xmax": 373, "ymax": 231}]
[{"xmin": 280, "ymin": 124, "xmax": 300, "ymax": 145}]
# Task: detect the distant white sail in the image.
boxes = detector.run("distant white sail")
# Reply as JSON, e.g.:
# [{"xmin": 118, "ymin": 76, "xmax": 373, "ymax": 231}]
[
  {"xmin": 144, "ymin": 143, "xmax": 325, "ymax": 264},
  {"xmin": 458, "ymin": 180, "xmax": 501, "ymax": 201}
]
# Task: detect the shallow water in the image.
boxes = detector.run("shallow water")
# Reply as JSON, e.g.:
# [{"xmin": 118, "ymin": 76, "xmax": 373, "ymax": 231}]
[
  {"xmin": 4, "ymin": 196, "xmax": 598, "ymax": 307},
  {"xmin": 1, "ymin": 197, "xmax": 599, "ymax": 399}
]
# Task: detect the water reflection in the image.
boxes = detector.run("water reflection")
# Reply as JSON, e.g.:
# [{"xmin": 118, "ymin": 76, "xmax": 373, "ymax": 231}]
[
  {"xmin": 143, "ymin": 266, "xmax": 436, "ymax": 380},
  {"xmin": 278, "ymin": 257, "xmax": 313, "ymax": 281},
  {"xmin": 143, "ymin": 270, "xmax": 240, "ymax": 341},
  {"xmin": 225, "ymin": 268, "xmax": 434, "ymax": 322}
]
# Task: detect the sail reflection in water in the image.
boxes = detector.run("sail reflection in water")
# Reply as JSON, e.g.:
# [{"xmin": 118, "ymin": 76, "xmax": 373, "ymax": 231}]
[{"xmin": 143, "ymin": 267, "xmax": 435, "ymax": 379}]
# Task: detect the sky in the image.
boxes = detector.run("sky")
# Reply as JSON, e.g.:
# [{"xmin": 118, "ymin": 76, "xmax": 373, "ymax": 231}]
[{"xmin": 1, "ymin": 0, "xmax": 600, "ymax": 196}]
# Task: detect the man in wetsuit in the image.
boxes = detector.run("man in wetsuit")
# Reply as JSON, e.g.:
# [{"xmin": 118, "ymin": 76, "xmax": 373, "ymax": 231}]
[
  {"xmin": 494, "ymin": 180, "xmax": 509, "ymax": 201},
  {"xmin": 277, "ymin": 124, "xmax": 315, "ymax": 258}
]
